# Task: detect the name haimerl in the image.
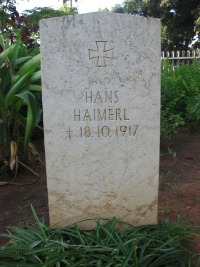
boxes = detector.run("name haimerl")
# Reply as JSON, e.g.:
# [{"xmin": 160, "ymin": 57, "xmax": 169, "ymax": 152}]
[{"xmin": 74, "ymin": 108, "xmax": 130, "ymax": 121}]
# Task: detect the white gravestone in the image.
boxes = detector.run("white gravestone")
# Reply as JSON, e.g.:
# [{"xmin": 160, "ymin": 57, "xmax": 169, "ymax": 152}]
[{"xmin": 40, "ymin": 13, "xmax": 160, "ymax": 228}]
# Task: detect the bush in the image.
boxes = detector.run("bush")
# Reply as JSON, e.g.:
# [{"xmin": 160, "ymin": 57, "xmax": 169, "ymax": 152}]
[{"xmin": 161, "ymin": 60, "xmax": 200, "ymax": 138}]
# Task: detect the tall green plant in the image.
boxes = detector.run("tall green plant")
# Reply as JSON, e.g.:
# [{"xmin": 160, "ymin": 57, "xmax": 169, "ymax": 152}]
[{"xmin": 0, "ymin": 39, "xmax": 41, "ymax": 177}]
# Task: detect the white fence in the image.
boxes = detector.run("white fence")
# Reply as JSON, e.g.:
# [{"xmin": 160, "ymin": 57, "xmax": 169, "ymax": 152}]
[{"xmin": 161, "ymin": 50, "xmax": 200, "ymax": 66}]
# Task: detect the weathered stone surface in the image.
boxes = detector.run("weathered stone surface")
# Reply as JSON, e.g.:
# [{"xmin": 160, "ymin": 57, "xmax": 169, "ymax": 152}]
[{"xmin": 40, "ymin": 12, "xmax": 160, "ymax": 228}]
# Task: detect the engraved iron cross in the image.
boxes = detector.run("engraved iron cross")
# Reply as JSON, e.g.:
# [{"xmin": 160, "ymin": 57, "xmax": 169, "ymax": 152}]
[{"xmin": 89, "ymin": 41, "xmax": 114, "ymax": 67}]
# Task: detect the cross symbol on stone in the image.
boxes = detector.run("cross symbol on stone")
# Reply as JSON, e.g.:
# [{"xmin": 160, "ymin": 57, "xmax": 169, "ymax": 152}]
[{"xmin": 89, "ymin": 41, "xmax": 114, "ymax": 67}]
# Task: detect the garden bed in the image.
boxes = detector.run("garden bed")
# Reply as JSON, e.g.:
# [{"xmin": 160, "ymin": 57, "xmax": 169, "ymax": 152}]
[{"xmin": 0, "ymin": 128, "xmax": 200, "ymax": 254}]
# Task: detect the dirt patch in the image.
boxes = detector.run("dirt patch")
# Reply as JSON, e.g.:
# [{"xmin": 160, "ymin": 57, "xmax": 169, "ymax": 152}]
[
  {"xmin": 159, "ymin": 128, "xmax": 200, "ymax": 253},
  {"xmin": 0, "ymin": 129, "xmax": 200, "ymax": 252},
  {"xmin": 0, "ymin": 139, "xmax": 49, "ymax": 245}
]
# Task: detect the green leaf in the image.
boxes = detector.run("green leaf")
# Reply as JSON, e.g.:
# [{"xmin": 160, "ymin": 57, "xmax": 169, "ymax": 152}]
[
  {"xmin": 16, "ymin": 91, "xmax": 37, "ymax": 147},
  {"xmin": 0, "ymin": 119, "xmax": 6, "ymax": 148},
  {"xmin": 35, "ymin": 109, "xmax": 42, "ymax": 125},
  {"xmin": 0, "ymin": 65, "xmax": 12, "ymax": 95},
  {"xmin": 0, "ymin": 42, "xmax": 20, "ymax": 95},
  {"xmin": 30, "ymin": 205, "xmax": 47, "ymax": 242},
  {"xmin": 17, "ymin": 54, "xmax": 40, "ymax": 77},
  {"xmin": 29, "ymin": 71, "xmax": 41, "ymax": 84},
  {"xmin": 26, "ymin": 84, "xmax": 42, "ymax": 92},
  {"xmin": 9, "ymin": 40, "xmax": 20, "ymax": 69},
  {"xmin": 4, "ymin": 73, "xmax": 32, "ymax": 107},
  {"xmin": 11, "ymin": 75, "xmax": 20, "ymax": 83},
  {"xmin": 0, "ymin": 45, "xmax": 16, "ymax": 64},
  {"xmin": 15, "ymin": 56, "xmax": 32, "ymax": 66}
]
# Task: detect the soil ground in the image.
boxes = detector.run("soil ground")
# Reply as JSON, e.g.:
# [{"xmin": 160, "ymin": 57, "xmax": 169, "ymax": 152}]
[{"xmin": 0, "ymin": 128, "xmax": 200, "ymax": 254}]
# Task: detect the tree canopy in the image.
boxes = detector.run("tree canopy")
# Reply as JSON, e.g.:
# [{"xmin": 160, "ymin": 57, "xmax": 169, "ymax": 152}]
[
  {"xmin": 0, "ymin": 0, "xmax": 77, "ymax": 50},
  {"xmin": 112, "ymin": 0, "xmax": 200, "ymax": 51},
  {"xmin": 22, "ymin": 6, "xmax": 77, "ymax": 25}
]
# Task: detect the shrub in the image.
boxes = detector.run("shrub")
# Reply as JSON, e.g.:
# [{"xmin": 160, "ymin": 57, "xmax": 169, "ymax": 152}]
[{"xmin": 161, "ymin": 60, "xmax": 200, "ymax": 138}]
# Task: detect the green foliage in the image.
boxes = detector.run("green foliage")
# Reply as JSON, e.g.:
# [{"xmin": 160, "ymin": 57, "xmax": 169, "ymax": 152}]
[
  {"xmin": 0, "ymin": 208, "xmax": 199, "ymax": 266},
  {"xmin": 22, "ymin": 6, "xmax": 78, "ymax": 25},
  {"xmin": 0, "ymin": 39, "xmax": 41, "ymax": 173},
  {"xmin": 111, "ymin": 4, "xmax": 124, "ymax": 13},
  {"xmin": 111, "ymin": 0, "xmax": 200, "ymax": 50},
  {"xmin": 187, "ymin": 95, "xmax": 200, "ymax": 124},
  {"xmin": 161, "ymin": 60, "xmax": 200, "ymax": 138},
  {"xmin": 0, "ymin": 1, "xmax": 78, "ymax": 51}
]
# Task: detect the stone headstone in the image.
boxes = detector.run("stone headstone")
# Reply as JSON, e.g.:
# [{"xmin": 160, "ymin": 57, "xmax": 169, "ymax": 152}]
[{"xmin": 40, "ymin": 12, "xmax": 160, "ymax": 228}]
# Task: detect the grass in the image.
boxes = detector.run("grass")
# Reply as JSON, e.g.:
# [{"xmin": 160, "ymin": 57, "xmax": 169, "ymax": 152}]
[
  {"xmin": 0, "ymin": 206, "xmax": 200, "ymax": 266},
  {"xmin": 166, "ymin": 182, "xmax": 182, "ymax": 197}
]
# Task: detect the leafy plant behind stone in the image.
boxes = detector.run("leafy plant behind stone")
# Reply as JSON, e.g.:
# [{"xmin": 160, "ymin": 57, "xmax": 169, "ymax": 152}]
[{"xmin": 0, "ymin": 39, "xmax": 42, "ymax": 179}]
